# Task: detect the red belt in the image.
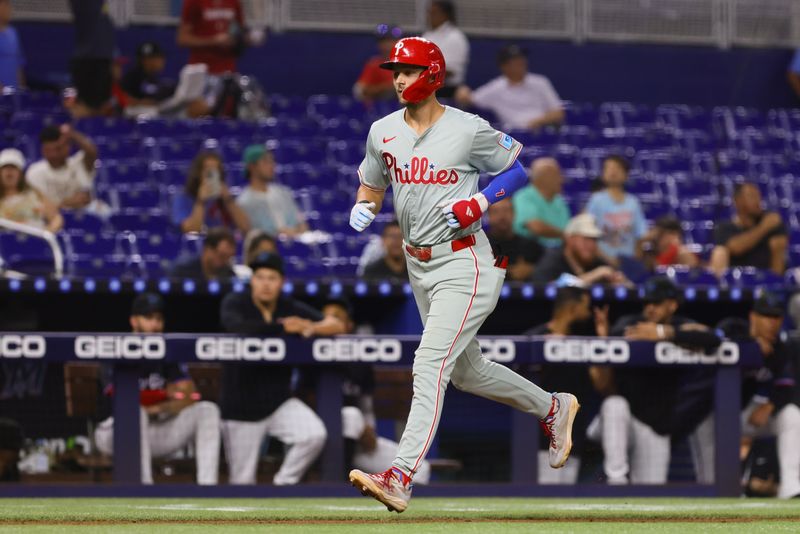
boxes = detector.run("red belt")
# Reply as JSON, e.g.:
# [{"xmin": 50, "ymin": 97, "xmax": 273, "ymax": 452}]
[{"xmin": 405, "ymin": 235, "xmax": 476, "ymax": 262}]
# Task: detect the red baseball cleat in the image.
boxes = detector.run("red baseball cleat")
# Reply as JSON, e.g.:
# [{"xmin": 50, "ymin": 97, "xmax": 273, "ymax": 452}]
[
  {"xmin": 349, "ymin": 467, "xmax": 412, "ymax": 513},
  {"xmin": 540, "ymin": 392, "xmax": 581, "ymax": 469}
]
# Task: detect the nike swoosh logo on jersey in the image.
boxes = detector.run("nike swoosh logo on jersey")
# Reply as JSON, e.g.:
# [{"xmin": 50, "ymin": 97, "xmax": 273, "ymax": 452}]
[{"xmin": 383, "ymin": 136, "xmax": 397, "ymax": 143}]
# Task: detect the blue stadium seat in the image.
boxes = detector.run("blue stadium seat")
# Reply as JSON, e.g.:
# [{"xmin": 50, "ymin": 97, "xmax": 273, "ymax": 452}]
[
  {"xmin": 328, "ymin": 140, "xmax": 366, "ymax": 165},
  {"xmin": 116, "ymin": 188, "xmax": 162, "ymax": 210},
  {"xmin": 75, "ymin": 117, "xmax": 137, "ymax": 137},
  {"xmin": 102, "ymin": 160, "xmax": 150, "ymax": 185},
  {"xmin": 722, "ymin": 267, "xmax": 784, "ymax": 288},
  {"xmin": 110, "ymin": 212, "xmax": 172, "ymax": 236}
]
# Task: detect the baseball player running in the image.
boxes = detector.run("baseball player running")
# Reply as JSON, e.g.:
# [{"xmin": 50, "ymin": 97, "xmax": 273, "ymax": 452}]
[{"xmin": 347, "ymin": 37, "xmax": 579, "ymax": 512}]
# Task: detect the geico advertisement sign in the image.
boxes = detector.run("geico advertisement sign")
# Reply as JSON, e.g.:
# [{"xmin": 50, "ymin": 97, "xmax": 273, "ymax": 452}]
[
  {"xmin": 544, "ymin": 339, "xmax": 630, "ymax": 363},
  {"xmin": 0, "ymin": 335, "xmax": 47, "ymax": 358},
  {"xmin": 75, "ymin": 336, "xmax": 166, "ymax": 359},
  {"xmin": 478, "ymin": 339, "xmax": 516, "ymax": 363},
  {"xmin": 195, "ymin": 337, "xmax": 286, "ymax": 361},
  {"xmin": 313, "ymin": 338, "xmax": 402, "ymax": 362},
  {"xmin": 655, "ymin": 341, "xmax": 739, "ymax": 365}
]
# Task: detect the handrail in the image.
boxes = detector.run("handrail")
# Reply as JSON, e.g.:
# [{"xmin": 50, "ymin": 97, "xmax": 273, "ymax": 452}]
[{"xmin": 0, "ymin": 218, "xmax": 64, "ymax": 279}]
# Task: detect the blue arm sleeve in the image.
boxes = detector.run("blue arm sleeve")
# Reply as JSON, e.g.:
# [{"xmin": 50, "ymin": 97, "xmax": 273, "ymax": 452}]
[{"xmin": 479, "ymin": 160, "xmax": 528, "ymax": 205}]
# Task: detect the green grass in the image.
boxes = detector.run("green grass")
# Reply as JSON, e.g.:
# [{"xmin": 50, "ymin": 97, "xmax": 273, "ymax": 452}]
[{"xmin": 0, "ymin": 498, "xmax": 798, "ymax": 533}]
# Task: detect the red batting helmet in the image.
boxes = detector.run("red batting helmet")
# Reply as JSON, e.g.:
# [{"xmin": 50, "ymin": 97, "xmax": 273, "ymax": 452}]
[{"xmin": 380, "ymin": 37, "xmax": 445, "ymax": 103}]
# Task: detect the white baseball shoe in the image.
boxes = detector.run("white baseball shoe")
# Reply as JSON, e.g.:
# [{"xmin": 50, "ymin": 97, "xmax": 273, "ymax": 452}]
[
  {"xmin": 540, "ymin": 392, "xmax": 581, "ymax": 469},
  {"xmin": 349, "ymin": 467, "xmax": 412, "ymax": 513}
]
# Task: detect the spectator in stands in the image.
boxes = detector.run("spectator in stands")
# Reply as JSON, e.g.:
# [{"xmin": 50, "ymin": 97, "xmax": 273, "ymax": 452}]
[
  {"xmin": 362, "ymin": 220, "xmax": 408, "ymax": 281},
  {"xmin": 170, "ymin": 227, "xmax": 237, "ymax": 280},
  {"xmin": 0, "ymin": 148, "xmax": 62, "ymax": 232},
  {"xmin": 243, "ymin": 229, "xmax": 278, "ymax": 266},
  {"xmin": 353, "ymin": 24, "xmax": 402, "ymax": 104},
  {"xmin": 235, "ymin": 145, "xmax": 307, "ymax": 238},
  {"xmin": 219, "ymin": 252, "xmax": 344, "ymax": 484},
  {"xmin": 455, "ymin": 45, "xmax": 563, "ymax": 130},
  {"xmin": 588, "ymin": 276, "xmax": 721, "ymax": 484},
  {"xmin": 526, "ymin": 286, "xmax": 606, "ymax": 484},
  {"xmin": 321, "ymin": 298, "xmax": 432, "ymax": 484},
  {"xmin": 178, "ymin": 0, "xmax": 247, "ymax": 76},
  {"xmin": 422, "ymin": 1, "xmax": 468, "ymax": 98},
  {"xmin": 94, "ymin": 293, "xmax": 221, "ymax": 485},
  {"xmin": 640, "ymin": 216, "xmax": 699, "ymax": 270},
  {"xmin": 787, "ymin": 48, "xmax": 800, "ymax": 100},
  {"xmin": 120, "ymin": 41, "xmax": 175, "ymax": 105},
  {"xmin": 0, "ymin": 0, "xmax": 24, "ymax": 88},
  {"xmin": 532, "ymin": 214, "xmax": 628, "ymax": 285},
  {"xmin": 512, "ymin": 158, "xmax": 570, "ymax": 247},
  {"xmin": 585, "ymin": 155, "xmax": 647, "ymax": 262},
  {"xmin": 26, "ymin": 125, "xmax": 110, "ymax": 216},
  {"xmin": 486, "ymin": 199, "xmax": 543, "ymax": 281},
  {"xmin": 172, "ymin": 150, "xmax": 250, "ymax": 234},
  {"xmin": 709, "ymin": 182, "xmax": 787, "ymax": 277},
  {"xmin": 67, "ymin": 0, "xmax": 115, "ymax": 118}
]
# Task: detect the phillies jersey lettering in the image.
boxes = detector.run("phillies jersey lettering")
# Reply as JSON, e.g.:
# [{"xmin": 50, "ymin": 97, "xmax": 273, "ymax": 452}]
[{"xmin": 358, "ymin": 106, "xmax": 522, "ymax": 246}]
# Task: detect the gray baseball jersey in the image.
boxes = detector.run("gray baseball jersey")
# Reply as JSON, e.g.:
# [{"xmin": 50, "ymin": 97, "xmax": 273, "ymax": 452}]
[{"xmin": 358, "ymin": 106, "xmax": 523, "ymax": 246}]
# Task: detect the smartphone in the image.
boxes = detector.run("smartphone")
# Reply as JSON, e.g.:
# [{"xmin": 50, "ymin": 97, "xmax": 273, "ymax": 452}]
[{"xmin": 204, "ymin": 169, "xmax": 222, "ymax": 198}]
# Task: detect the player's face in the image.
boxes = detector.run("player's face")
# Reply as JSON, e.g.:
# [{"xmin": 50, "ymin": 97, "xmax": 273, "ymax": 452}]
[
  {"xmin": 643, "ymin": 300, "xmax": 677, "ymax": 324},
  {"xmin": 750, "ymin": 312, "xmax": 782, "ymax": 344},
  {"xmin": 142, "ymin": 56, "xmax": 166, "ymax": 75},
  {"xmin": 130, "ymin": 313, "xmax": 164, "ymax": 334},
  {"xmin": 251, "ymin": 268, "xmax": 283, "ymax": 305},
  {"xmin": 322, "ymin": 304, "xmax": 355, "ymax": 334},
  {"xmin": 393, "ymin": 67, "xmax": 425, "ymax": 104}
]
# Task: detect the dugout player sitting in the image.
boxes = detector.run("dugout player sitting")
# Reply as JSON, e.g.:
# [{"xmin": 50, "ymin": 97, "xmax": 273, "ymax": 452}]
[
  {"xmin": 218, "ymin": 252, "xmax": 345, "ymax": 484},
  {"xmin": 362, "ymin": 220, "xmax": 408, "ymax": 281},
  {"xmin": 94, "ymin": 293, "xmax": 222, "ymax": 485},
  {"xmin": 486, "ymin": 199, "xmax": 543, "ymax": 281},
  {"xmin": 526, "ymin": 286, "xmax": 607, "ymax": 484},
  {"xmin": 702, "ymin": 292, "xmax": 800, "ymax": 498},
  {"xmin": 532, "ymin": 214, "xmax": 628, "ymax": 286},
  {"xmin": 587, "ymin": 276, "xmax": 721, "ymax": 484},
  {"xmin": 321, "ymin": 299, "xmax": 432, "ymax": 484}
]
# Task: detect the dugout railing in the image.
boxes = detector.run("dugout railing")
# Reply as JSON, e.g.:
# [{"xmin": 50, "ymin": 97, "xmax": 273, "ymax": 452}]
[{"xmin": 0, "ymin": 334, "xmax": 760, "ymax": 497}]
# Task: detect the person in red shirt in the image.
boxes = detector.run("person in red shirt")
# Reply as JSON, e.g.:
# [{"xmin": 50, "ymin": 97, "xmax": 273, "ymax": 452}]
[
  {"xmin": 353, "ymin": 24, "xmax": 402, "ymax": 103},
  {"xmin": 177, "ymin": 0, "xmax": 245, "ymax": 75}
]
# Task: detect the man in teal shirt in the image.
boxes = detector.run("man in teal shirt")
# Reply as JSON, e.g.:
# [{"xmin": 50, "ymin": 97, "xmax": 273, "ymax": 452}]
[{"xmin": 512, "ymin": 158, "xmax": 570, "ymax": 247}]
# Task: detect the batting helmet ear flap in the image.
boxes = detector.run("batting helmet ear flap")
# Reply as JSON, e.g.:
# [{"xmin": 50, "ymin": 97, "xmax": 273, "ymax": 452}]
[{"xmin": 380, "ymin": 37, "xmax": 446, "ymax": 103}]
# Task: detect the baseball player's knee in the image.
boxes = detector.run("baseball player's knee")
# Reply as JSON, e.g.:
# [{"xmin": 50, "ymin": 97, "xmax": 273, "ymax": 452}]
[
  {"xmin": 601, "ymin": 395, "xmax": 630, "ymax": 418},
  {"xmin": 778, "ymin": 403, "xmax": 800, "ymax": 430},
  {"xmin": 195, "ymin": 401, "xmax": 221, "ymax": 422}
]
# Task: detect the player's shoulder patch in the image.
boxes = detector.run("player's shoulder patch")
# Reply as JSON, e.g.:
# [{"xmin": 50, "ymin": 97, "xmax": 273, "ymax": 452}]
[{"xmin": 498, "ymin": 133, "xmax": 514, "ymax": 151}]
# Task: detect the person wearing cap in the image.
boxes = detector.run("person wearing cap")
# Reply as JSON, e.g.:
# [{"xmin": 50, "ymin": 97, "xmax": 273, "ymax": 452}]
[
  {"xmin": 0, "ymin": 148, "xmax": 62, "ymax": 232},
  {"xmin": 353, "ymin": 24, "xmax": 403, "ymax": 103},
  {"xmin": 512, "ymin": 158, "xmax": 571, "ymax": 247},
  {"xmin": 94, "ymin": 293, "xmax": 221, "ymax": 485},
  {"xmin": 532, "ymin": 213, "xmax": 627, "ymax": 285},
  {"xmin": 120, "ymin": 41, "xmax": 176, "ymax": 105},
  {"xmin": 218, "ymin": 252, "xmax": 345, "ymax": 484},
  {"xmin": 455, "ymin": 44, "xmax": 563, "ymax": 131},
  {"xmin": 585, "ymin": 276, "xmax": 721, "ymax": 485},
  {"xmin": 689, "ymin": 292, "xmax": 800, "ymax": 494},
  {"xmin": 585, "ymin": 155, "xmax": 648, "ymax": 262},
  {"xmin": 235, "ymin": 144, "xmax": 308, "ymax": 238},
  {"xmin": 422, "ymin": 1, "xmax": 469, "ymax": 97}
]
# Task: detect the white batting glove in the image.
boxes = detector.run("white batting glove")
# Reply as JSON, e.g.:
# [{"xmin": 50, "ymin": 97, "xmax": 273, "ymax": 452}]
[{"xmin": 349, "ymin": 201, "xmax": 376, "ymax": 232}]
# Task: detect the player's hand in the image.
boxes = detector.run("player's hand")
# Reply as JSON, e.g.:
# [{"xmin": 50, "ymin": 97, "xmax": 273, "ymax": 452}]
[
  {"xmin": 437, "ymin": 194, "xmax": 488, "ymax": 229},
  {"xmin": 748, "ymin": 402, "xmax": 774, "ymax": 428},
  {"xmin": 349, "ymin": 201, "xmax": 376, "ymax": 232}
]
